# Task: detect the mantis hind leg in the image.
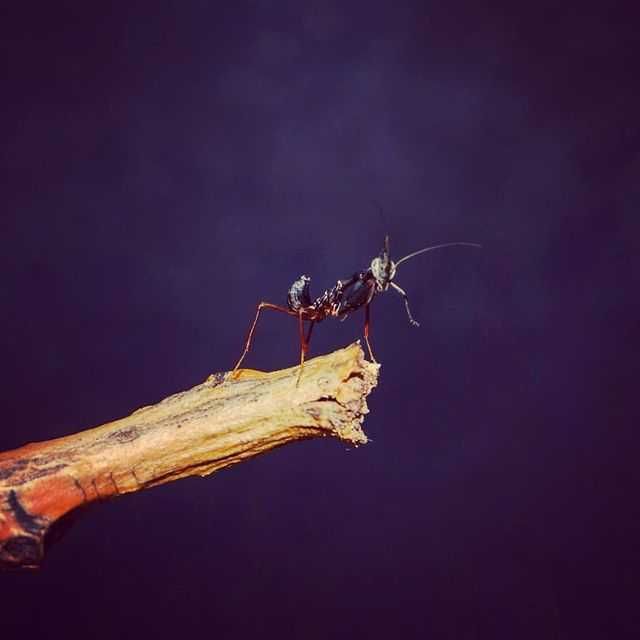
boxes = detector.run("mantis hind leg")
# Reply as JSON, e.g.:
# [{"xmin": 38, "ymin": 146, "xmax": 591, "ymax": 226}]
[{"xmin": 232, "ymin": 302, "xmax": 293, "ymax": 377}]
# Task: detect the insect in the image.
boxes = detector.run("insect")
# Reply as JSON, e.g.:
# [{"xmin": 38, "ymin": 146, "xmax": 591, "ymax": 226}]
[{"xmin": 231, "ymin": 236, "xmax": 481, "ymax": 381}]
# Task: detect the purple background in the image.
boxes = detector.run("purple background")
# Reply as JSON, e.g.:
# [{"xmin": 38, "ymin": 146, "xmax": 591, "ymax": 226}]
[{"xmin": 1, "ymin": 3, "xmax": 639, "ymax": 638}]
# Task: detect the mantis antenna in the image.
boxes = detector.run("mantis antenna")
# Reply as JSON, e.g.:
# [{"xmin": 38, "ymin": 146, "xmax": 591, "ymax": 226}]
[{"xmin": 395, "ymin": 242, "xmax": 482, "ymax": 267}]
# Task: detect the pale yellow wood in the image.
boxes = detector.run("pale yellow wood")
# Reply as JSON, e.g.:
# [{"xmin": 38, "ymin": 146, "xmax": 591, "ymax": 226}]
[{"xmin": 0, "ymin": 343, "xmax": 379, "ymax": 569}]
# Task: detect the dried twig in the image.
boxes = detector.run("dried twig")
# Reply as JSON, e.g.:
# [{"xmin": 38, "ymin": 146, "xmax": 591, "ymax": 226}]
[{"xmin": 0, "ymin": 343, "xmax": 379, "ymax": 570}]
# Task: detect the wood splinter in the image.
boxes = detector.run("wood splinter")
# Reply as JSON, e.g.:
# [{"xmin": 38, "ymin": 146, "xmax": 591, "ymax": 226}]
[{"xmin": 0, "ymin": 343, "xmax": 379, "ymax": 570}]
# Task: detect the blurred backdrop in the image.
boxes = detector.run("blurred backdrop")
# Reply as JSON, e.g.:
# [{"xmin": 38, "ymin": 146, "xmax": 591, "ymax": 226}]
[{"xmin": 1, "ymin": 2, "xmax": 638, "ymax": 638}]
